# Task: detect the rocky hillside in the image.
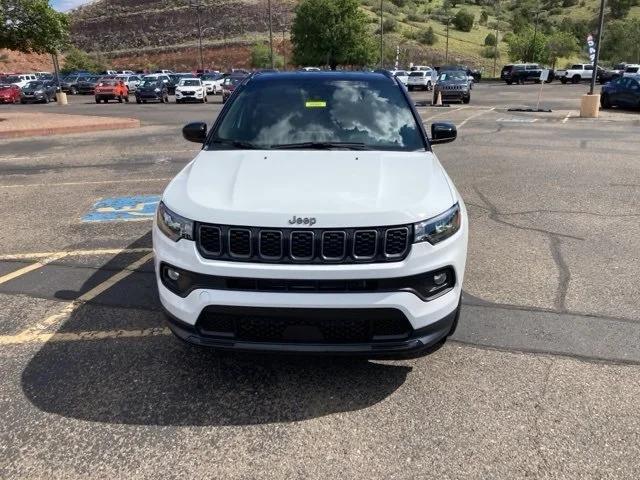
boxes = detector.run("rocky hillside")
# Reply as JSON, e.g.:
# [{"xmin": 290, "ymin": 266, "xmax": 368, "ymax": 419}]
[
  {"xmin": 70, "ymin": 0, "xmax": 293, "ymax": 54},
  {"xmin": 67, "ymin": 0, "xmax": 640, "ymax": 72}
]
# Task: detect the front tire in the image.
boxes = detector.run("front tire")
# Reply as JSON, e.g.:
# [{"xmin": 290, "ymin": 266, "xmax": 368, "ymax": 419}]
[
  {"xmin": 571, "ymin": 75, "xmax": 581, "ymax": 84},
  {"xmin": 426, "ymin": 81, "xmax": 432, "ymax": 91},
  {"xmin": 462, "ymin": 96, "xmax": 470, "ymax": 104},
  {"xmin": 601, "ymin": 93, "xmax": 611, "ymax": 109}
]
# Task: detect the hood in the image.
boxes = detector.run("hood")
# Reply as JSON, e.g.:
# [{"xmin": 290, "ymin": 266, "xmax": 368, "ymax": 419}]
[{"xmin": 163, "ymin": 150, "xmax": 456, "ymax": 228}]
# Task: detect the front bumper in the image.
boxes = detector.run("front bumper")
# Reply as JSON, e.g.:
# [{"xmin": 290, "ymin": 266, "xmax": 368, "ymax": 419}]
[
  {"xmin": 163, "ymin": 303, "xmax": 458, "ymax": 355},
  {"xmin": 21, "ymin": 94, "xmax": 48, "ymax": 102},
  {"xmin": 176, "ymin": 91, "xmax": 204, "ymax": 101},
  {"xmin": 136, "ymin": 92, "xmax": 164, "ymax": 100}
]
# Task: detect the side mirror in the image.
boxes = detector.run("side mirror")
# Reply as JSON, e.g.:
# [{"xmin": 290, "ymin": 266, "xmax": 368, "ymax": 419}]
[
  {"xmin": 430, "ymin": 122, "xmax": 457, "ymax": 145},
  {"xmin": 183, "ymin": 122, "xmax": 207, "ymax": 143}
]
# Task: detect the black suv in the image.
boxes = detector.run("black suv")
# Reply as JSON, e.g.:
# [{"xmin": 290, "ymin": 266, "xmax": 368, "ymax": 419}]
[{"xmin": 501, "ymin": 64, "xmax": 553, "ymax": 85}]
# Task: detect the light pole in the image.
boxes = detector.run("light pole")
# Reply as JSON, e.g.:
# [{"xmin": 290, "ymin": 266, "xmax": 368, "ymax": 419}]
[
  {"xmin": 268, "ymin": 0, "xmax": 274, "ymax": 68},
  {"xmin": 445, "ymin": 17, "xmax": 450, "ymax": 64},
  {"xmin": 379, "ymin": 0, "xmax": 384, "ymax": 68},
  {"xmin": 589, "ymin": 0, "xmax": 606, "ymax": 95},
  {"xmin": 189, "ymin": 0, "xmax": 204, "ymax": 71}
]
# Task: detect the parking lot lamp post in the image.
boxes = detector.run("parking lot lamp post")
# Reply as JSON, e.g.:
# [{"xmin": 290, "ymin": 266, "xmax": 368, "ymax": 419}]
[
  {"xmin": 589, "ymin": 0, "xmax": 606, "ymax": 96},
  {"xmin": 189, "ymin": 0, "xmax": 205, "ymax": 71}
]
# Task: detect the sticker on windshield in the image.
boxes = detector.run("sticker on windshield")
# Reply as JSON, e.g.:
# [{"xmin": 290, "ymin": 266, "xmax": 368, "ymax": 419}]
[{"xmin": 305, "ymin": 100, "xmax": 326, "ymax": 108}]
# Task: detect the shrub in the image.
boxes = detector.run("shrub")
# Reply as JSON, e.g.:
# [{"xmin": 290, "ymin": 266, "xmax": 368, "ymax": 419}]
[
  {"xmin": 484, "ymin": 32, "xmax": 497, "ymax": 46},
  {"xmin": 452, "ymin": 9, "xmax": 474, "ymax": 32},
  {"xmin": 419, "ymin": 26, "xmax": 437, "ymax": 45}
]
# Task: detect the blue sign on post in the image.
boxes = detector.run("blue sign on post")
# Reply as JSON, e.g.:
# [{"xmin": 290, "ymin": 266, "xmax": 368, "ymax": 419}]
[{"xmin": 82, "ymin": 195, "xmax": 161, "ymax": 222}]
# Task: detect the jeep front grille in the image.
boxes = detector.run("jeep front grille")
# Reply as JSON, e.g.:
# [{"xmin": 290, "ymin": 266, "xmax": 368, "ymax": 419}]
[{"xmin": 196, "ymin": 223, "xmax": 412, "ymax": 264}]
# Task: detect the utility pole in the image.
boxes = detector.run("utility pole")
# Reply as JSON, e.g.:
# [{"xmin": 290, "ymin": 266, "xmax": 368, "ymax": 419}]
[
  {"xmin": 531, "ymin": 10, "xmax": 540, "ymax": 62},
  {"xmin": 268, "ymin": 0, "xmax": 274, "ymax": 68},
  {"xmin": 189, "ymin": 0, "xmax": 204, "ymax": 71},
  {"xmin": 493, "ymin": 1, "xmax": 500, "ymax": 78},
  {"xmin": 589, "ymin": 0, "xmax": 606, "ymax": 95},
  {"xmin": 445, "ymin": 18, "xmax": 450, "ymax": 64},
  {"xmin": 379, "ymin": 0, "xmax": 384, "ymax": 68}
]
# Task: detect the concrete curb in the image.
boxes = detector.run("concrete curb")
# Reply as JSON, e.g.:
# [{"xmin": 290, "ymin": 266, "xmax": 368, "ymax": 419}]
[{"xmin": 0, "ymin": 118, "xmax": 140, "ymax": 139}]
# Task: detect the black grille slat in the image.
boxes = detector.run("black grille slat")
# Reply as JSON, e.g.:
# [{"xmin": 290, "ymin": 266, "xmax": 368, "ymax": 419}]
[
  {"xmin": 199, "ymin": 226, "xmax": 222, "ymax": 255},
  {"xmin": 228, "ymin": 228, "xmax": 251, "ymax": 257},
  {"xmin": 322, "ymin": 231, "xmax": 346, "ymax": 260},
  {"xmin": 196, "ymin": 224, "xmax": 411, "ymax": 263},
  {"xmin": 259, "ymin": 230, "xmax": 283, "ymax": 259},
  {"xmin": 353, "ymin": 230, "xmax": 377, "ymax": 258},
  {"xmin": 290, "ymin": 231, "xmax": 314, "ymax": 260},
  {"xmin": 385, "ymin": 227, "xmax": 409, "ymax": 257}
]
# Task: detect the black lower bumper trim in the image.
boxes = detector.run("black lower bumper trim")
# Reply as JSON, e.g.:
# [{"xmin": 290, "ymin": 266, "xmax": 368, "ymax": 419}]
[{"xmin": 162, "ymin": 305, "xmax": 457, "ymax": 357}]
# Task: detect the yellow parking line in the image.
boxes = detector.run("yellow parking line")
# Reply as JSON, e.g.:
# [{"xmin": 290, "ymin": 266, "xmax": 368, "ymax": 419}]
[
  {"xmin": 14, "ymin": 252, "xmax": 155, "ymax": 338},
  {"xmin": 0, "ymin": 327, "xmax": 171, "ymax": 346},
  {"xmin": 0, "ymin": 247, "xmax": 152, "ymax": 261},
  {"xmin": 0, "ymin": 177, "xmax": 171, "ymax": 189},
  {"xmin": 0, "ymin": 253, "xmax": 68, "ymax": 286}
]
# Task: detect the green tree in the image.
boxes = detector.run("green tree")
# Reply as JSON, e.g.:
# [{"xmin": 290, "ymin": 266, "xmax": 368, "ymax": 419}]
[
  {"xmin": 546, "ymin": 31, "xmax": 578, "ymax": 68},
  {"xmin": 452, "ymin": 9, "xmax": 474, "ymax": 32},
  {"xmin": 507, "ymin": 27, "xmax": 549, "ymax": 64},
  {"xmin": 0, "ymin": 0, "xmax": 68, "ymax": 53},
  {"xmin": 250, "ymin": 43, "xmax": 284, "ymax": 69},
  {"xmin": 61, "ymin": 46, "xmax": 106, "ymax": 73},
  {"xmin": 291, "ymin": 0, "xmax": 375, "ymax": 70},
  {"xmin": 601, "ymin": 18, "xmax": 640, "ymax": 64},
  {"xmin": 484, "ymin": 32, "xmax": 497, "ymax": 46}
]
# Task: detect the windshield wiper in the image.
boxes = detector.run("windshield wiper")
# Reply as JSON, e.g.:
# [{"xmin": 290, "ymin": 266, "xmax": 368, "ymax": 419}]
[
  {"xmin": 211, "ymin": 138, "xmax": 258, "ymax": 149},
  {"xmin": 270, "ymin": 141, "xmax": 370, "ymax": 150}
]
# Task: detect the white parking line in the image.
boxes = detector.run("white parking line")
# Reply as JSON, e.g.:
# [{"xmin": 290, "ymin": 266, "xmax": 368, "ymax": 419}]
[
  {"xmin": 422, "ymin": 106, "xmax": 466, "ymax": 123},
  {"xmin": 458, "ymin": 107, "xmax": 495, "ymax": 128},
  {"xmin": 562, "ymin": 112, "xmax": 572, "ymax": 124}
]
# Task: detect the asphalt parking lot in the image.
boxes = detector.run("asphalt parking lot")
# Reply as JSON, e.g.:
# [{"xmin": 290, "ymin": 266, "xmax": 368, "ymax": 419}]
[{"xmin": 1, "ymin": 82, "xmax": 640, "ymax": 479}]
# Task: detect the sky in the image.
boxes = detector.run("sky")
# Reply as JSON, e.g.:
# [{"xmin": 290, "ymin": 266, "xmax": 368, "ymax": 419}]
[{"xmin": 51, "ymin": 0, "xmax": 94, "ymax": 12}]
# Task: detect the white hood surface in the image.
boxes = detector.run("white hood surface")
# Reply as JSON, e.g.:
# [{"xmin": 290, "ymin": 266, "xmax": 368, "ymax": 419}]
[{"xmin": 163, "ymin": 149, "xmax": 456, "ymax": 228}]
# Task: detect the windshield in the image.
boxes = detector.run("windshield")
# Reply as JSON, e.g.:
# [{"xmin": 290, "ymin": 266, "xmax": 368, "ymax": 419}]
[
  {"xmin": 438, "ymin": 71, "xmax": 467, "ymax": 81},
  {"xmin": 100, "ymin": 80, "xmax": 117, "ymax": 86},
  {"xmin": 626, "ymin": 67, "xmax": 639, "ymax": 73},
  {"xmin": 24, "ymin": 81, "xmax": 44, "ymax": 89},
  {"xmin": 180, "ymin": 79, "xmax": 200, "ymax": 86},
  {"xmin": 140, "ymin": 80, "xmax": 160, "ymax": 87},
  {"xmin": 211, "ymin": 77, "xmax": 424, "ymax": 151},
  {"xmin": 0, "ymin": 84, "xmax": 13, "ymax": 90},
  {"xmin": 202, "ymin": 74, "xmax": 222, "ymax": 80},
  {"xmin": 409, "ymin": 72, "xmax": 425, "ymax": 77}
]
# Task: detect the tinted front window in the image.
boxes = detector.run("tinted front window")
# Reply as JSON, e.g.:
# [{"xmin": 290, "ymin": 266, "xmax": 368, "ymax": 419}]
[
  {"xmin": 409, "ymin": 72, "xmax": 424, "ymax": 77},
  {"xmin": 140, "ymin": 80, "xmax": 160, "ymax": 87},
  {"xmin": 180, "ymin": 80, "xmax": 200, "ymax": 86},
  {"xmin": 627, "ymin": 67, "xmax": 639, "ymax": 73},
  {"xmin": 213, "ymin": 77, "xmax": 424, "ymax": 151},
  {"xmin": 25, "ymin": 82, "xmax": 43, "ymax": 88}
]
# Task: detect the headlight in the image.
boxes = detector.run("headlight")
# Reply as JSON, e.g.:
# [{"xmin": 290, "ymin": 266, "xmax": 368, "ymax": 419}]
[
  {"xmin": 413, "ymin": 204, "xmax": 461, "ymax": 245},
  {"xmin": 156, "ymin": 202, "xmax": 194, "ymax": 242},
  {"xmin": 154, "ymin": 88, "xmax": 161, "ymax": 92}
]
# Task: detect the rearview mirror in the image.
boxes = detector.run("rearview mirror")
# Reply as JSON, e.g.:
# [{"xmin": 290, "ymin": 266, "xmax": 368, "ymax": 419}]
[
  {"xmin": 430, "ymin": 122, "xmax": 457, "ymax": 145},
  {"xmin": 182, "ymin": 122, "xmax": 207, "ymax": 144}
]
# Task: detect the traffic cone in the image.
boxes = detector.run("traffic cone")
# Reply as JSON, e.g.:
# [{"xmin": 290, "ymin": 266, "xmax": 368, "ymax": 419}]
[{"xmin": 434, "ymin": 90, "xmax": 442, "ymax": 106}]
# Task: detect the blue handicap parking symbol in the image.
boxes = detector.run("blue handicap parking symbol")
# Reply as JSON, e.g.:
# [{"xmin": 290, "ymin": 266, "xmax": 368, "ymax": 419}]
[{"xmin": 82, "ymin": 195, "xmax": 161, "ymax": 222}]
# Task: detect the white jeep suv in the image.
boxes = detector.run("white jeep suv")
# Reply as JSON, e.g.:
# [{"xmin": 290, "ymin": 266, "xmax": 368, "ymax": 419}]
[{"xmin": 153, "ymin": 71, "xmax": 468, "ymax": 356}]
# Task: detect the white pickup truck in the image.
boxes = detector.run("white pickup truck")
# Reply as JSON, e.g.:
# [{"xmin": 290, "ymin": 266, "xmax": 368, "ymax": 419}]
[{"xmin": 556, "ymin": 64, "xmax": 597, "ymax": 84}]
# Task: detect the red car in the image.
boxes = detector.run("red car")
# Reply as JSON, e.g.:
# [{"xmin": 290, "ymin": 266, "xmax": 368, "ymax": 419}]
[
  {"xmin": 0, "ymin": 84, "xmax": 21, "ymax": 104},
  {"xmin": 94, "ymin": 79, "xmax": 129, "ymax": 103}
]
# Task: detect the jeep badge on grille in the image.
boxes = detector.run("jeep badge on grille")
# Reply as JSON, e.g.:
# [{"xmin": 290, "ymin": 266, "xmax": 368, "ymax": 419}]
[{"xmin": 288, "ymin": 215, "xmax": 316, "ymax": 226}]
